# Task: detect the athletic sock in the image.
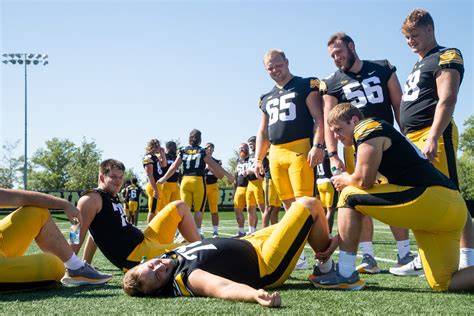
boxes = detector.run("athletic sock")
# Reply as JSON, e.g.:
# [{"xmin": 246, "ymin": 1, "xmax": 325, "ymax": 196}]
[
  {"xmin": 213, "ymin": 226, "xmax": 218, "ymax": 234},
  {"xmin": 397, "ymin": 239, "xmax": 411, "ymax": 258},
  {"xmin": 338, "ymin": 251, "xmax": 357, "ymax": 278},
  {"xmin": 239, "ymin": 227, "xmax": 245, "ymax": 234},
  {"xmin": 359, "ymin": 241, "xmax": 374, "ymax": 257},
  {"xmin": 249, "ymin": 226, "xmax": 256, "ymax": 233},
  {"xmin": 460, "ymin": 248, "xmax": 474, "ymax": 268},
  {"xmin": 317, "ymin": 259, "xmax": 333, "ymax": 273},
  {"xmin": 197, "ymin": 228, "xmax": 202, "ymax": 235},
  {"xmin": 64, "ymin": 253, "xmax": 84, "ymax": 270}
]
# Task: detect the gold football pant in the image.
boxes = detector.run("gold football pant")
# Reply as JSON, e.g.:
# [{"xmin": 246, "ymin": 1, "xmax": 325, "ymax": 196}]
[
  {"xmin": 243, "ymin": 202, "xmax": 313, "ymax": 288},
  {"xmin": 0, "ymin": 207, "xmax": 64, "ymax": 284},
  {"xmin": 406, "ymin": 120, "xmax": 459, "ymax": 188},
  {"xmin": 338, "ymin": 184, "xmax": 466, "ymax": 291},
  {"xmin": 269, "ymin": 138, "xmax": 314, "ymax": 200},
  {"xmin": 263, "ymin": 178, "xmax": 281, "ymax": 207},
  {"xmin": 128, "ymin": 201, "xmax": 139, "ymax": 214},
  {"xmin": 316, "ymin": 178, "xmax": 338, "ymax": 208},
  {"xmin": 158, "ymin": 181, "xmax": 180, "ymax": 211},
  {"xmin": 206, "ymin": 183, "xmax": 219, "ymax": 214},
  {"xmin": 180, "ymin": 176, "xmax": 206, "ymax": 213},
  {"xmin": 234, "ymin": 186, "xmax": 247, "ymax": 209},
  {"xmin": 246, "ymin": 179, "xmax": 265, "ymax": 207},
  {"xmin": 146, "ymin": 182, "xmax": 163, "ymax": 214},
  {"xmin": 126, "ymin": 202, "xmax": 183, "ymax": 271}
]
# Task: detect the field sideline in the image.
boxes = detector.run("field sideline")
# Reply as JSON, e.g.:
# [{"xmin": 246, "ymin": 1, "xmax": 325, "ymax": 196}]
[{"xmin": 1, "ymin": 211, "xmax": 472, "ymax": 313}]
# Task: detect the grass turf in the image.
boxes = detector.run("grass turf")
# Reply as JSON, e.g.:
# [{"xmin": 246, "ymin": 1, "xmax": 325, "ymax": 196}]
[{"xmin": 0, "ymin": 211, "xmax": 472, "ymax": 313}]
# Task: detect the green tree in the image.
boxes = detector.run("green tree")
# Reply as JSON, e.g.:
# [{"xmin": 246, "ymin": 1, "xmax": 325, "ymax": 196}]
[
  {"xmin": 218, "ymin": 149, "xmax": 239, "ymax": 188},
  {"xmin": 65, "ymin": 138, "xmax": 102, "ymax": 190},
  {"xmin": 29, "ymin": 138, "xmax": 76, "ymax": 190},
  {"xmin": 0, "ymin": 140, "xmax": 23, "ymax": 188},
  {"xmin": 459, "ymin": 115, "xmax": 474, "ymax": 200}
]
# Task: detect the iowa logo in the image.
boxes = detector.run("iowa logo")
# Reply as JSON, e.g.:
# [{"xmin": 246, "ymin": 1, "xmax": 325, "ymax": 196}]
[{"xmin": 310, "ymin": 78, "xmax": 320, "ymax": 89}]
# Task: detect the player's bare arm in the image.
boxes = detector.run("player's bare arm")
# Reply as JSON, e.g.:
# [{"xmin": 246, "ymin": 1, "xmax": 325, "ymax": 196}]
[
  {"xmin": 387, "ymin": 72, "xmax": 403, "ymax": 128},
  {"xmin": 255, "ymin": 112, "xmax": 270, "ymax": 180},
  {"xmin": 323, "ymin": 94, "xmax": 345, "ymax": 171},
  {"xmin": 204, "ymin": 155, "xmax": 235, "ymax": 183},
  {"xmin": 423, "ymin": 68, "xmax": 461, "ymax": 162},
  {"xmin": 306, "ymin": 90, "xmax": 325, "ymax": 168},
  {"xmin": 332, "ymin": 137, "xmax": 387, "ymax": 191},
  {"xmin": 187, "ymin": 269, "xmax": 281, "ymax": 307},
  {"xmin": 158, "ymin": 156, "xmax": 182, "ymax": 184},
  {"xmin": 73, "ymin": 192, "xmax": 102, "ymax": 254}
]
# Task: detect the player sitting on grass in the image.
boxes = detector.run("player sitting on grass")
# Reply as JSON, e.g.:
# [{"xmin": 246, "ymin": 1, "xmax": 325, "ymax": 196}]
[
  {"xmin": 122, "ymin": 196, "xmax": 333, "ymax": 307},
  {"xmin": 0, "ymin": 188, "xmax": 112, "ymax": 291}
]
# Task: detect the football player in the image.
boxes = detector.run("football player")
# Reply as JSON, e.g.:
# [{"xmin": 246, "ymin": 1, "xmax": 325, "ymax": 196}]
[
  {"xmin": 204, "ymin": 142, "xmax": 222, "ymax": 238},
  {"xmin": 143, "ymin": 139, "xmax": 167, "ymax": 223},
  {"xmin": 245, "ymin": 136, "xmax": 266, "ymax": 233},
  {"xmin": 127, "ymin": 178, "xmax": 143, "ymax": 226},
  {"xmin": 157, "ymin": 141, "xmax": 181, "ymax": 211},
  {"xmin": 310, "ymin": 103, "xmax": 474, "ymax": 292},
  {"xmin": 322, "ymin": 32, "xmax": 412, "ymax": 273},
  {"xmin": 233, "ymin": 143, "xmax": 250, "ymax": 237},
  {"xmin": 393, "ymin": 8, "xmax": 473, "ymax": 275}
]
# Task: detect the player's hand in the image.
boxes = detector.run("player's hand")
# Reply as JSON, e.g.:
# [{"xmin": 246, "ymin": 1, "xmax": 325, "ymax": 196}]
[
  {"xmin": 307, "ymin": 147, "xmax": 323, "ymax": 168},
  {"xmin": 254, "ymin": 160, "xmax": 264, "ymax": 180},
  {"xmin": 227, "ymin": 174, "xmax": 236, "ymax": 184},
  {"xmin": 331, "ymin": 172, "xmax": 350, "ymax": 191},
  {"xmin": 157, "ymin": 177, "xmax": 166, "ymax": 185},
  {"xmin": 255, "ymin": 289, "xmax": 281, "ymax": 308},
  {"xmin": 329, "ymin": 155, "xmax": 346, "ymax": 172},
  {"xmin": 315, "ymin": 235, "xmax": 339, "ymax": 262},
  {"xmin": 152, "ymin": 188, "xmax": 160, "ymax": 200},
  {"xmin": 422, "ymin": 138, "xmax": 438, "ymax": 162},
  {"xmin": 63, "ymin": 203, "xmax": 82, "ymax": 226}
]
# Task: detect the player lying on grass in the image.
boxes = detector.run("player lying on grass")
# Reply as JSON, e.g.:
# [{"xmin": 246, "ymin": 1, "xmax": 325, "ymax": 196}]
[
  {"xmin": 122, "ymin": 196, "xmax": 333, "ymax": 307},
  {"xmin": 310, "ymin": 103, "xmax": 474, "ymax": 292},
  {"xmin": 0, "ymin": 188, "xmax": 111, "ymax": 291}
]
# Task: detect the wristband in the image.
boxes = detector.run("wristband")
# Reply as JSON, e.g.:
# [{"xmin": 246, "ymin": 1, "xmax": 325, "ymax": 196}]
[
  {"xmin": 328, "ymin": 151, "xmax": 338, "ymax": 158},
  {"xmin": 313, "ymin": 143, "xmax": 324, "ymax": 149}
]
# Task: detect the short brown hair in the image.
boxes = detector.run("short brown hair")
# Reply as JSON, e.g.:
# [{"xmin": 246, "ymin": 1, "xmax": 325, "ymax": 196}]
[
  {"xmin": 327, "ymin": 103, "xmax": 364, "ymax": 126},
  {"xmin": 189, "ymin": 129, "xmax": 202, "ymax": 146},
  {"xmin": 401, "ymin": 9, "xmax": 434, "ymax": 34},
  {"xmin": 99, "ymin": 159, "xmax": 125, "ymax": 176},
  {"xmin": 145, "ymin": 139, "xmax": 160, "ymax": 154},
  {"xmin": 327, "ymin": 32, "xmax": 354, "ymax": 47}
]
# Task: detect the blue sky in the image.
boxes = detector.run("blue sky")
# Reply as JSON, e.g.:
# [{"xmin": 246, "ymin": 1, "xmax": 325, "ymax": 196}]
[{"xmin": 1, "ymin": 0, "xmax": 472, "ymax": 183}]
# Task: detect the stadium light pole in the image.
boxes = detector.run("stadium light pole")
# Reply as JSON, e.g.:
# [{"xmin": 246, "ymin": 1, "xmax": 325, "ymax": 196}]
[{"xmin": 2, "ymin": 53, "xmax": 49, "ymax": 190}]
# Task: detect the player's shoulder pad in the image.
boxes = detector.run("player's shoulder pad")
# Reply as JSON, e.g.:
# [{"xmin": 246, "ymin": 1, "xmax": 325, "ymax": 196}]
[
  {"xmin": 354, "ymin": 118, "xmax": 384, "ymax": 143},
  {"xmin": 438, "ymin": 48, "xmax": 463, "ymax": 66}
]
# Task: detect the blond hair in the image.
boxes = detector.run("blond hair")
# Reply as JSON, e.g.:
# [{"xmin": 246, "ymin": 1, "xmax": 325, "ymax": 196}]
[
  {"xmin": 145, "ymin": 139, "xmax": 160, "ymax": 154},
  {"xmin": 263, "ymin": 49, "xmax": 287, "ymax": 63},
  {"xmin": 327, "ymin": 103, "xmax": 363, "ymax": 126},
  {"xmin": 401, "ymin": 9, "xmax": 434, "ymax": 34}
]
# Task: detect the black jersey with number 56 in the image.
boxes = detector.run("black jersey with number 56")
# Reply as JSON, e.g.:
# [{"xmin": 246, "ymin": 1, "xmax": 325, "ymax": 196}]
[
  {"xmin": 322, "ymin": 60, "xmax": 397, "ymax": 125},
  {"xmin": 179, "ymin": 146, "xmax": 207, "ymax": 176},
  {"xmin": 259, "ymin": 76, "xmax": 320, "ymax": 145}
]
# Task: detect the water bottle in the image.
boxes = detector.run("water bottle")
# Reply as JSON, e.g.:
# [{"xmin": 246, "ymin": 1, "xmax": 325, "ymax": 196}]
[
  {"xmin": 69, "ymin": 218, "xmax": 80, "ymax": 245},
  {"xmin": 331, "ymin": 166, "xmax": 342, "ymax": 176}
]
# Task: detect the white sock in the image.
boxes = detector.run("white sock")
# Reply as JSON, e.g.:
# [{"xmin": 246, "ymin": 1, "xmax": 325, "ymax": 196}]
[
  {"xmin": 213, "ymin": 226, "xmax": 218, "ymax": 234},
  {"xmin": 338, "ymin": 251, "xmax": 357, "ymax": 278},
  {"xmin": 239, "ymin": 227, "xmax": 245, "ymax": 234},
  {"xmin": 317, "ymin": 259, "xmax": 333, "ymax": 273},
  {"xmin": 197, "ymin": 228, "xmax": 202, "ymax": 234},
  {"xmin": 64, "ymin": 253, "xmax": 84, "ymax": 270},
  {"xmin": 249, "ymin": 226, "xmax": 256, "ymax": 233},
  {"xmin": 359, "ymin": 241, "xmax": 374, "ymax": 257},
  {"xmin": 460, "ymin": 248, "xmax": 474, "ymax": 269},
  {"xmin": 397, "ymin": 239, "xmax": 411, "ymax": 258}
]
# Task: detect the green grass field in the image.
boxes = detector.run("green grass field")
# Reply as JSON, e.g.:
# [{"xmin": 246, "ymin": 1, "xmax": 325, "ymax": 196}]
[{"xmin": 1, "ymin": 211, "xmax": 472, "ymax": 313}]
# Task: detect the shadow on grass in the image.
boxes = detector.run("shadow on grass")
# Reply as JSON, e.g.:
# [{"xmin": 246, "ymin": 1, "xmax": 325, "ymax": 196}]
[
  {"xmin": 275, "ymin": 281, "xmax": 433, "ymax": 294},
  {"xmin": 0, "ymin": 283, "xmax": 123, "ymax": 302}
]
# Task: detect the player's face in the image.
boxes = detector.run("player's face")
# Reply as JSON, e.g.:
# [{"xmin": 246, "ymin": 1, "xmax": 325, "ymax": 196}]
[
  {"xmin": 248, "ymin": 140, "xmax": 255, "ymax": 152},
  {"xmin": 403, "ymin": 26, "xmax": 432, "ymax": 55},
  {"xmin": 328, "ymin": 40, "xmax": 356, "ymax": 71},
  {"xmin": 100, "ymin": 168, "xmax": 124, "ymax": 195},
  {"xmin": 330, "ymin": 119, "xmax": 356, "ymax": 147},
  {"xmin": 264, "ymin": 55, "xmax": 289, "ymax": 84},
  {"xmin": 239, "ymin": 144, "xmax": 249, "ymax": 158},
  {"xmin": 206, "ymin": 144, "xmax": 214, "ymax": 156},
  {"xmin": 135, "ymin": 258, "xmax": 175, "ymax": 294}
]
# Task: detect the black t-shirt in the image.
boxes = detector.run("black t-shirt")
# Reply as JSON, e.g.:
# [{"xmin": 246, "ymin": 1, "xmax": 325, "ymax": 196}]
[
  {"xmin": 259, "ymin": 76, "xmax": 320, "ymax": 144},
  {"xmin": 179, "ymin": 146, "xmax": 207, "ymax": 177},
  {"xmin": 354, "ymin": 118, "xmax": 455, "ymax": 189},
  {"xmin": 400, "ymin": 46, "xmax": 464, "ymax": 133},
  {"xmin": 322, "ymin": 60, "xmax": 397, "ymax": 125}
]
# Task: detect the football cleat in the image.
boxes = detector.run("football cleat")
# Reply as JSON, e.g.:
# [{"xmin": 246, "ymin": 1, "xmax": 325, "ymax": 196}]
[
  {"xmin": 295, "ymin": 253, "xmax": 308, "ymax": 270},
  {"xmin": 212, "ymin": 231, "xmax": 219, "ymax": 238},
  {"xmin": 389, "ymin": 255, "xmax": 424, "ymax": 276},
  {"xmin": 356, "ymin": 254, "xmax": 381, "ymax": 274},
  {"xmin": 61, "ymin": 262, "xmax": 112, "ymax": 286},
  {"xmin": 231, "ymin": 231, "xmax": 246, "ymax": 238},
  {"xmin": 308, "ymin": 259, "xmax": 335, "ymax": 279},
  {"xmin": 309, "ymin": 265, "xmax": 366, "ymax": 291},
  {"xmin": 394, "ymin": 251, "xmax": 415, "ymax": 267}
]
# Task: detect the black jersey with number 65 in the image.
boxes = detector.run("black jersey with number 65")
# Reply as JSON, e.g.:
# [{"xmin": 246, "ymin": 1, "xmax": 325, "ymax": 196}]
[
  {"xmin": 259, "ymin": 76, "xmax": 320, "ymax": 145},
  {"xmin": 179, "ymin": 145, "xmax": 207, "ymax": 177},
  {"xmin": 322, "ymin": 60, "xmax": 397, "ymax": 125}
]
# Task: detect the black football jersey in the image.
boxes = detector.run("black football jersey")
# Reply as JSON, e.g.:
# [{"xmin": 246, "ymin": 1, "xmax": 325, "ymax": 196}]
[
  {"xmin": 400, "ymin": 46, "xmax": 464, "ymax": 134},
  {"xmin": 179, "ymin": 146, "xmax": 207, "ymax": 176},
  {"xmin": 126, "ymin": 185, "xmax": 142, "ymax": 202},
  {"xmin": 247, "ymin": 152, "xmax": 260, "ymax": 181},
  {"xmin": 322, "ymin": 60, "xmax": 397, "ymax": 125},
  {"xmin": 205, "ymin": 157, "xmax": 221, "ymax": 185},
  {"xmin": 236, "ymin": 157, "xmax": 249, "ymax": 187},
  {"xmin": 262, "ymin": 155, "xmax": 272, "ymax": 180},
  {"xmin": 163, "ymin": 152, "xmax": 180, "ymax": 183},
  {"xmin": 316, "ymin": 150, "xmax": 332, "ymax": 179},
  {"xmin": 143, "ymin": 154, "xmax": 163, "ymax": 180},
  {"xmin": 159, "ymin": 239, "xmax": 261, "ymax": 297},
  {"xmin": 260, "ymin": 76, "xmax": 320, "ymax": 145},
  {"xmin": 354, "ymin": 118, "xmax": 455, "ymax": 189},
  {"xmin": 86, "ymin": 189, "xmax": 144, "ymax": 270}
]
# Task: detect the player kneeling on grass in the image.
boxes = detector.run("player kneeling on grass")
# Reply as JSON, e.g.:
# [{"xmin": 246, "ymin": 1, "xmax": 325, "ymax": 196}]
[
  {"xmin": 123, "ymin": 196, "xmax": 333, "ymax": 307},
  {"xmin": 0, "ymin": 189, "xmax": 111, "ymax": 291},
  {"xmin": 310, "ymin": 103, "xmax": 474, "ymax": 292}
]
